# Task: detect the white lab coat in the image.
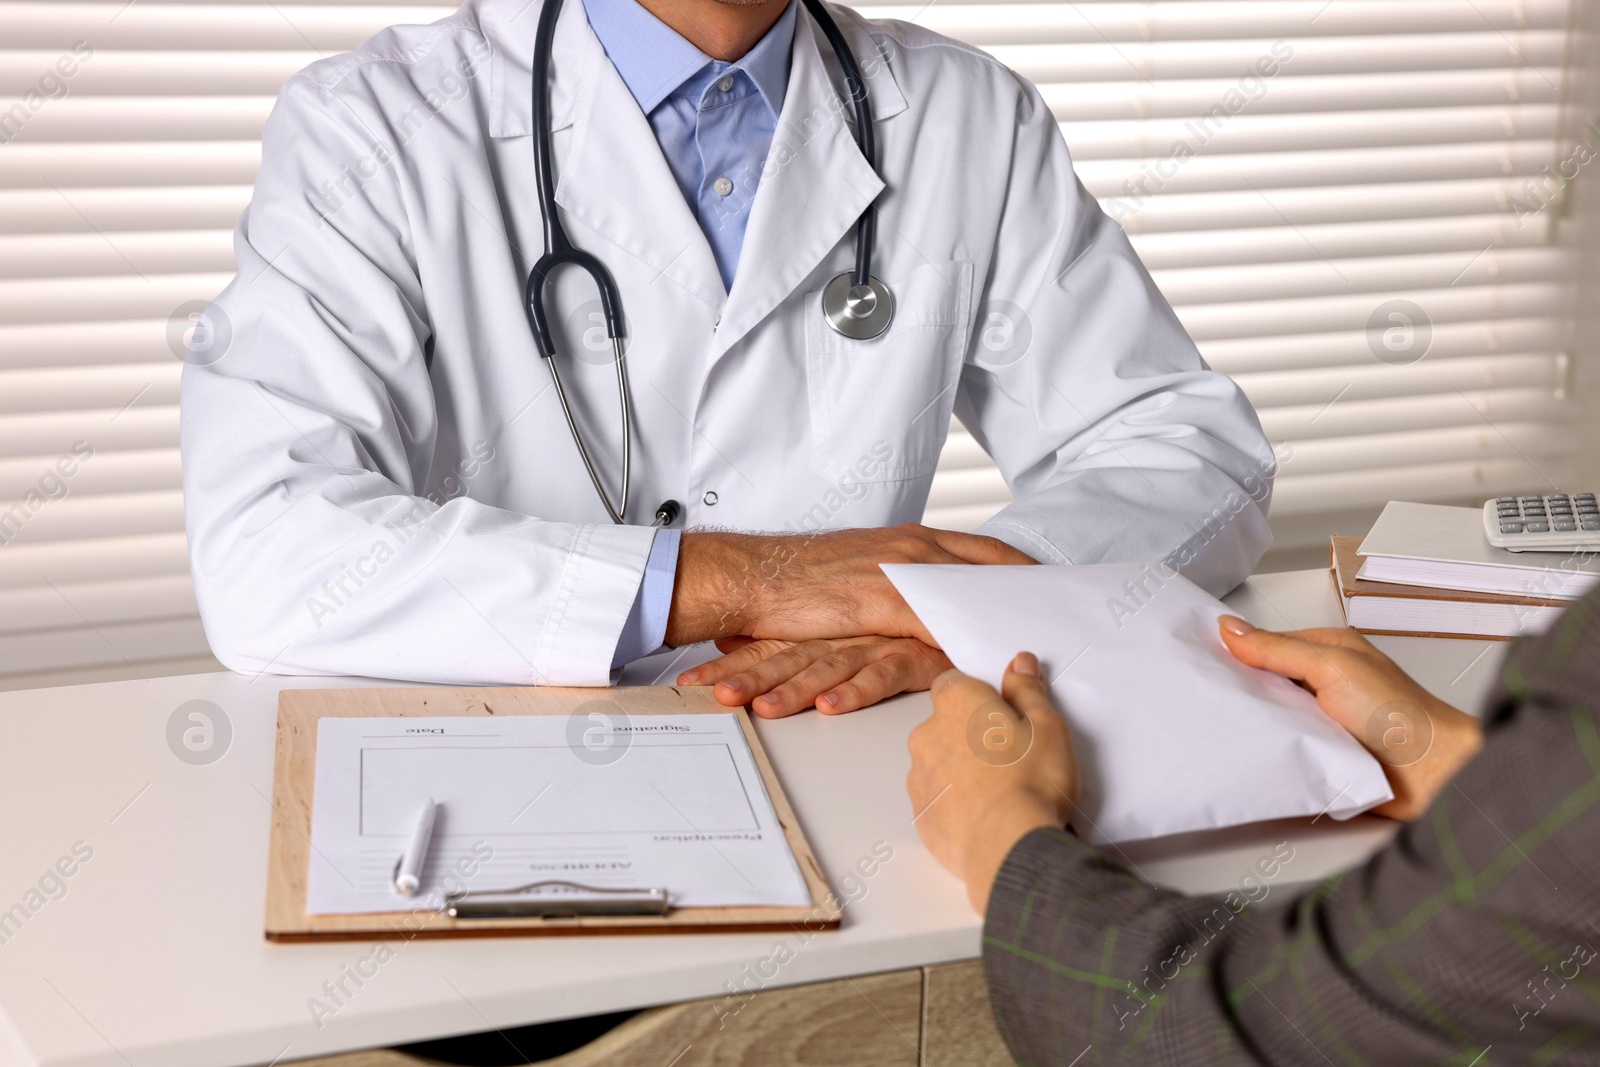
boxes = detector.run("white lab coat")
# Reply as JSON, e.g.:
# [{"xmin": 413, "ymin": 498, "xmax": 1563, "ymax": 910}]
[{"xmin": 180, "ymin": 0, "xmax": 1275, "ymax": 686}]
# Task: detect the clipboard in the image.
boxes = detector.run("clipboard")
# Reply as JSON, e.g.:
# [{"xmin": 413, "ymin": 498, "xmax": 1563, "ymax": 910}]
[{"xmin": 263, "ymin": 684, "xmax": 842, "ymax": 942}]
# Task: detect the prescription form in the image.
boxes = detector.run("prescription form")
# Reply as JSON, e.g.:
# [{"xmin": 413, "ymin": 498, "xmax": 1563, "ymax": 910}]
[{"xmin": 304, "ymin": 713, "xmax": 813, "ymax": 915}]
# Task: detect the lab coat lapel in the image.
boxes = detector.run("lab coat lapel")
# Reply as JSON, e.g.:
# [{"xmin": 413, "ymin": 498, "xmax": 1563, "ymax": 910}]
[
  {"xmin": 484, "ymin": 0, "xmax": 725, "ymax": 313},
  {"xmin": 710, "ymin": 12, "xmax": 888, "ymax": 358}
]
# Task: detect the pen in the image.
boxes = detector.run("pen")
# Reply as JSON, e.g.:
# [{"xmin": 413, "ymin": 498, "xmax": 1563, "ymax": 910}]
[{"xmin": 394, "ymin": 798, "xmax": 436, "ymax": 896}]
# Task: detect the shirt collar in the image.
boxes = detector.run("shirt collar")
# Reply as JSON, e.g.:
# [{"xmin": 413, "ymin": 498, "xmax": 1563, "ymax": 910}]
[{"xmin": 582, "ymin": 0, "xmax": 796, "ymax": 117}]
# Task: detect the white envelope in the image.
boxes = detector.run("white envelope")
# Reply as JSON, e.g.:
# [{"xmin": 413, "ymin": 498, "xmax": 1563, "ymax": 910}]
[{"xmin": 883, "ymin": 563, "xmax": 1393, "ymax": 844}]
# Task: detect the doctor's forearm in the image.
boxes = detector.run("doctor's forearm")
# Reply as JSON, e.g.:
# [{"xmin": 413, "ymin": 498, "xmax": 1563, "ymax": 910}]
[
  {"xmin": 664, "ymin": 531, "xmax": 853, "ymax": 645},
  {"xmin": 663, "ymin": 526, "xmax": 1037, "ymax": 647},
  {"xmin": 663, "ymin": 532, "xmax": 761, "ymax": 646}
]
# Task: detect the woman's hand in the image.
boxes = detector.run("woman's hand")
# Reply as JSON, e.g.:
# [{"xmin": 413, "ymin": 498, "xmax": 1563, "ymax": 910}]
[
  {"xmin": 678, "ymin": 635, "xmax": 952, "ymax": 718},
  {"xmin": 907, "ymin": 653, "xmax": 1077, "ymax": 913},
  {"xmin": 1218, "ymin": 616, "xmax": 1484, "ymax": 821}
]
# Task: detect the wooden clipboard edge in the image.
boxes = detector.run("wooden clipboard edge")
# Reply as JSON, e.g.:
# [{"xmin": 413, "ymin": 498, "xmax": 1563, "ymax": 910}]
[
  {"xmin": 264, "ymin": 914, "xmax": 841, "ymax": 944},
  {"xmin": 263, "ymin": 685, "xmax": 843, "ymax": 942}
]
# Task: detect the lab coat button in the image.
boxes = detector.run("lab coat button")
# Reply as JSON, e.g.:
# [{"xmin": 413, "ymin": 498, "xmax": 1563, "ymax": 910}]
[
  {"xmin": 713, "ymin": 177, "xmax": 734, "ymax": 197},
  {"xmin": 702, "ymin": 491, "xmax": 719, "ymax": 506}
]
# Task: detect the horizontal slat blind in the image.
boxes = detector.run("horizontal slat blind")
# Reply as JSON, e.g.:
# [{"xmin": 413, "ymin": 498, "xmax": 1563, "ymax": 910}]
[
  {"xmin": 0, "ymin": 1, "xmax": 463, "ymax": 680},
  {"xmin": 0, "ymin": 0, "xmax": 1582, "ymax": 681},
  {"xmin": 913, "ymin": 0, "xmax": 1583, "ymax": 553}
]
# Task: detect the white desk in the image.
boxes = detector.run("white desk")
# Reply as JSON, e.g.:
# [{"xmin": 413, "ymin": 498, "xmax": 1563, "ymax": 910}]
[{"xmin": 0, "ymin": 569, "xmax": 1507, "ymax": 1067}]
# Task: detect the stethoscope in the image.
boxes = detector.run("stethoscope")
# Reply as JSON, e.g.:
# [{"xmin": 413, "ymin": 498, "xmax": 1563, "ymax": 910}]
[{"xmin": 524, "ymin": 0, "xmax": 893, "ymax": 527}]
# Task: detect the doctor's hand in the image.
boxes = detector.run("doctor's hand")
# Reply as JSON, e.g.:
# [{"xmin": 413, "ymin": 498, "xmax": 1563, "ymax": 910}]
[
  {"xmin": 679, "ymin": 635, "xmax": 953, "ymax": 717},
  {"xmin": 663, "ymin": 525, "xmax": 1036, "ymax": 649},
  {"xmin": 907, "ymin": 654, "xmax": 1077, "ymax": 914},
  {"xmin": 1218, "ymin": 616, "xmax": 1484, "ymax": 822}
]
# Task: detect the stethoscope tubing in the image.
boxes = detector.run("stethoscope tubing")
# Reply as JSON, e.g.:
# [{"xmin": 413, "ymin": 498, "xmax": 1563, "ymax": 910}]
[
  {"xmin": 525, "ymin": 0, "xmax": 879, "ymax": 525},
  {"xmin": 543, "ymin": 334, "xmax": 632, "ymax": 525},
  {"xmin": 798, "ymin": 0, "xmax": 876, "ymax": 289}
]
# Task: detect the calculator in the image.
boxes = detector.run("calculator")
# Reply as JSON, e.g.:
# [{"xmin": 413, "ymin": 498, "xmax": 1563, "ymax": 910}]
[{"xmin": 1483, "ymin": 494, "xmax": 1600, "ymax": 552}]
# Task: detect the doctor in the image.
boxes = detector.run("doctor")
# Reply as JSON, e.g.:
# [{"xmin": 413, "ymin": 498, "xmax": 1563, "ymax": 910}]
[{"xmin": 180, "ymin": 0, "xmax": 1275, "ymax": 704}]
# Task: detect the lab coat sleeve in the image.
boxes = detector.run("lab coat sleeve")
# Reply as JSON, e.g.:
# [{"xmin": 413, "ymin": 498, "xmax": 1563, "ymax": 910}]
[
  {"xmin": 958, "ymin": 78, "xmax": 1274, "ymax": 597},
  {"xmin": 180, "ymin": 72, "xmax": 654, "ymax": 686}
]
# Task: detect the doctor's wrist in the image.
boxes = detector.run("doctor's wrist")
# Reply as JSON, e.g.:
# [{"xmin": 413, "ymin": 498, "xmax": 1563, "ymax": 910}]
[{"xmin": 664, "ymin": 532, "xmax": 766, "ymax": 647}]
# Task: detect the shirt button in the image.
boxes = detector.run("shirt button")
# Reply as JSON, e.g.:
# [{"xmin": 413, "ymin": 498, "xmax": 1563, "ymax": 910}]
[
  {"xmin": 702, "ymin": 491, "xmax": 719, "ymax": 506},
  {"xmin": 713, "ymin": 176, "xmax": 734, "ymax": 197},
  {"xmin": 717, "ymin": 75, "xmax": 735, "ymax": 92}
]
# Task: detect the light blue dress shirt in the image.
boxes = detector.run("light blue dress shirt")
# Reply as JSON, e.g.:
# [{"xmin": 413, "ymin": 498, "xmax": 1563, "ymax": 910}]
[
  {"xmin": 591, "ymin": 0, "xmax": 797, "ymax": 667},
  {"xmin": 612, "ymin": 525, "xmax": 680, "ymax": 667},
  {"xmin": 583, "ymin": 0, "xmax": 796, "ymax": 290}
]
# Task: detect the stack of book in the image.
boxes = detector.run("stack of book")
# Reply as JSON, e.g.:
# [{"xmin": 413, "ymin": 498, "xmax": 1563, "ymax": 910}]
[{"xmin": 1331, "ymin": 502, "xmax": 1600, "ymax": 640}]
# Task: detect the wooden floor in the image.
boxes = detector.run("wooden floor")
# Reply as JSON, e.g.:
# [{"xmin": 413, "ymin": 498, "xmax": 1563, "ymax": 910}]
[{"xmin": 285, "ymin": 961, "xmax": 1014, "ymax": 1067}]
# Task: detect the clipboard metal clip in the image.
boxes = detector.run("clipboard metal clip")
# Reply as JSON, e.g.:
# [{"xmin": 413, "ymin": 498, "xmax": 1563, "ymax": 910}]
[{"xmin": 443, "ymin": 879, "xmax": 671, "ymax": 920}]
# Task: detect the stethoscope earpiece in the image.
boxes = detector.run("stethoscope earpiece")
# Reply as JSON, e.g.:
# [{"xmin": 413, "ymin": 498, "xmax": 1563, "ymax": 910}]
[{"xmin": 821, "ymin": 272, "xmax": 894, "ymax": 340}]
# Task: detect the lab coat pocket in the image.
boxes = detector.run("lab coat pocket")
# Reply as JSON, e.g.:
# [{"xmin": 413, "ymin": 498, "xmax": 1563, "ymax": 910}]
[{"xmin": 805, "ymin": 260, "xmax": 974, "ymax": 482}]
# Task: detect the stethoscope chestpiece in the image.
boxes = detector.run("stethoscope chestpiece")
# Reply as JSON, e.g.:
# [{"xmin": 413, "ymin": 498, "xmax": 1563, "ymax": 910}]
[{"xmin": 821, "ymin": 272, "xmax": 894, "ymax": 341}]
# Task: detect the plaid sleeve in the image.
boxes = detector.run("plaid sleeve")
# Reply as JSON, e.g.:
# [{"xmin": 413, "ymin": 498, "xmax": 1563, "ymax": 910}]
[{"xmin": 983, "ymin": 595, "xmax": 1600, "ymax": 1067}]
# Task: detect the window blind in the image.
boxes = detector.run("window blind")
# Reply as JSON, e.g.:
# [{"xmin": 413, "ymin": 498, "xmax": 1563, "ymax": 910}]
[
  {"xmin": 917, "ymin": 0, "xmax": 1583, "ymax": 555},
  {"xmin": 0, "ymin": 0, "xmax": 1583, "ymax": 682},
  {"xmin": 1, "ymin": 1, "xmax": 445, "ymax": 683}
]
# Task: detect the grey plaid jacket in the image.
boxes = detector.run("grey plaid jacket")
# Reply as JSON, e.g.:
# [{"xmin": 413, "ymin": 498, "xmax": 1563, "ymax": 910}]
[{"xmin": 983, "ymin": 592, "xmax": 1600, "ymax": 1066}]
